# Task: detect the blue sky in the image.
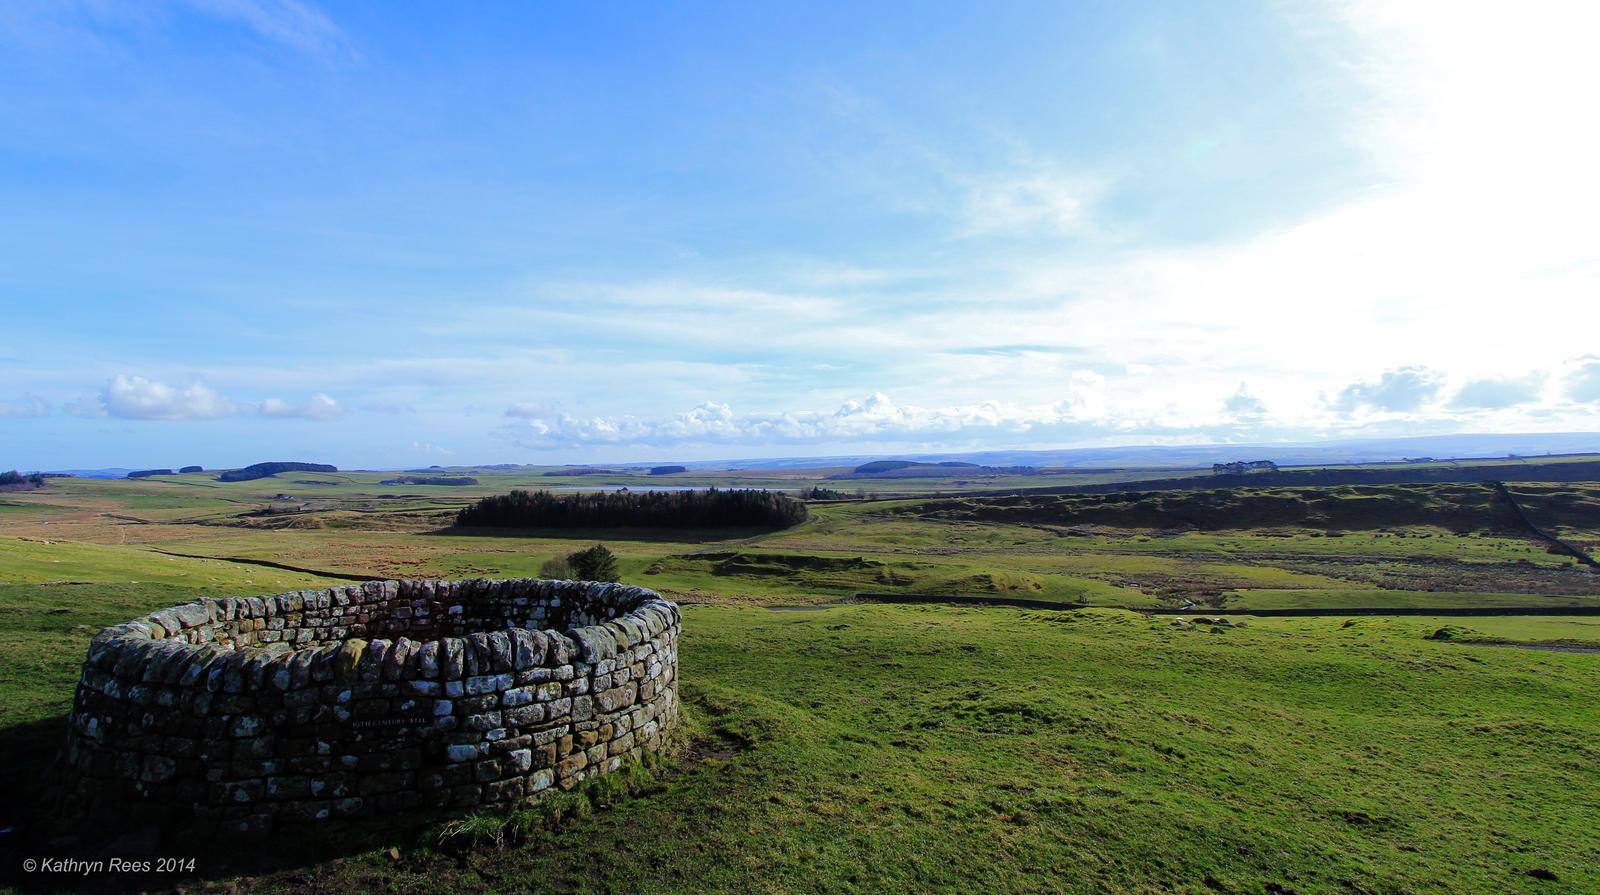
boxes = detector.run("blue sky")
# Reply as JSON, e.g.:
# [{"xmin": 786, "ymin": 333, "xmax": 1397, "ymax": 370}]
[{"xmin": 3, "ymin": 1, "xmax": 1598, "ymax": 470}]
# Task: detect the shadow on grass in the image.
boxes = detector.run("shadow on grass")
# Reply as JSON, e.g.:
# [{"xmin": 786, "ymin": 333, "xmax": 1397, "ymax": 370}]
[
  {"xmin": 0, "ymin": 716, "xmax": 68, "ymax": 830},
  {"xmin": 0, "ymin": 700, "xmax": 734, "ymax": 894},
  {"xmin": 0, "ymin": 715, "xmax": 79, "ymax": 893}
]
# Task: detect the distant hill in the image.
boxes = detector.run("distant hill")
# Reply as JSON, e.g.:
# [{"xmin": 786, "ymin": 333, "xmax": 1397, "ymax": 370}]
[
  {"xmin": 843, "ymin": 460, "xmax": 1029, "ymax": 478},
  {"xmin": 1003, "ymin": 457, "xmax": 1600, "ymax": 497},
  {"xmin": 217, "ymin": 461, "xmax": 337, "ymax": 482},
  {"xmin": 654, "ymin": 432, "xmax": 1600, "ymax": 472},
  {"xmin": 853, "ymin": 460, "xmax": 919, "ymax": 474}
]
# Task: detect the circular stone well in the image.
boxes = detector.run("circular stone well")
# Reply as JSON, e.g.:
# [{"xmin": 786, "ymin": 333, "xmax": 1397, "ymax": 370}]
[{"xmin": 60, "ymin": 578, "xmax": 681, "ymax": 838}]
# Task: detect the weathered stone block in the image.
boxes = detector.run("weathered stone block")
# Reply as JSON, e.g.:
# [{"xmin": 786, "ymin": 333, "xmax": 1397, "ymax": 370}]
[
  {"xmin": 504, "ymin": 696, "xmax": 548, "ymax": 725},
  {"xmin": 502, "ymin": 686, "xmax": 535, "ymax": 708},
  {"xmin": 140, "ymin": 754, "xmax": 177, "ymax": 783},
  {"xmin": 461, "ymin": 711, "xmax": 503, "ymax": 732},
  {"xmin": 266, "ymin": 775, "xmax": 313, "ymax": 800},
  {"xmin": 557, "ymin": 753, "xmax": 587, "ymax": 779}
]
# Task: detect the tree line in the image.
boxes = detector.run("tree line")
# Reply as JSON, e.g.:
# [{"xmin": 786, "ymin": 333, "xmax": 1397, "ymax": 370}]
[
  {"xmin": 456, "ymin": 487, "xmax": 808, "ymax": 530},
  {"xmin": 218, "ymin": 461, "xmax": 337, "ymax": 482}
]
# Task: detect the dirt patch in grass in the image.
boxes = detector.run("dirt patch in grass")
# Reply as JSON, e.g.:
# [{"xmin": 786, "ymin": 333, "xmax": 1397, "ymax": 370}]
[{"xmin": 1275, "ymin": 556, "xmax": 1600, "ymax": 595}]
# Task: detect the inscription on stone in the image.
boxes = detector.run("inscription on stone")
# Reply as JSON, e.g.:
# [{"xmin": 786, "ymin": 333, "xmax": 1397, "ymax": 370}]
[{"xmin": 351, "ymin": 716, "xmax": 428, "ymax": 730}]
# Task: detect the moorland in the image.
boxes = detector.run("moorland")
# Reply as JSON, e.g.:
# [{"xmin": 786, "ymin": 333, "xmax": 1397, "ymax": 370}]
[{"xmin": 2, "ymin": 459, "xmax": 1598, "ymax": 894}]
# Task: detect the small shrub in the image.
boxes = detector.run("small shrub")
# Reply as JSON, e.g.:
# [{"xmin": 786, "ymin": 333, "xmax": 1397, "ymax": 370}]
[
  {"xmin": 567, "ymin": 544, "xmax": 620, "ymax": 582},
  {"xmin": 539, "ymin": 556, "xmax": 571, "ymax": 579}
]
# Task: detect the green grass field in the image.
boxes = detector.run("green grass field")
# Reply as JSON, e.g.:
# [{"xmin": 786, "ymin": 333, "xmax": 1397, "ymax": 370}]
[
  {"xmin": 165, "ymin": 605, "xmax": 1600, "ymax": 894},
  {"xmin": 2, "ymin": 472, "xmax": 1598, "ymax": 893}
]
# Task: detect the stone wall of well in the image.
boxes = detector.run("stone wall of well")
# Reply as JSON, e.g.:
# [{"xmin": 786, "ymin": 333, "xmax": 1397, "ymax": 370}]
[{"xmin": 59, "ymin": 578, "xmax": 680, "ymax": 838}]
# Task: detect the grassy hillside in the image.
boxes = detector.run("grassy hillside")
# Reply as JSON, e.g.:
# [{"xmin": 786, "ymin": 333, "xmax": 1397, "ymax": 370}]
[
  {"xmin": 890, "ymin": 482, "xmax": 1600, "ymax": 534},
  {"xmin": 3, "ymin": 473, "xmax": 1600, "ymax": 893},
  {"xmin": 58, "ymin": 604, "xmax": 1594, "ymax": 894}
]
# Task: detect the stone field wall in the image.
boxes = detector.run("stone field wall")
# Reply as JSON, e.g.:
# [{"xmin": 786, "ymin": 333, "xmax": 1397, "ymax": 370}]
[{"xmin": 59, "ymin": 578, "xmax": 681, "ymax": 838}]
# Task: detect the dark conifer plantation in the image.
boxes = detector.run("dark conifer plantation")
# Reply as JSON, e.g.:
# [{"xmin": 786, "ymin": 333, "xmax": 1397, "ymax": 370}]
[{"xmin": 456, "ymin": 487, "xmax": 808, "ymax": 530}]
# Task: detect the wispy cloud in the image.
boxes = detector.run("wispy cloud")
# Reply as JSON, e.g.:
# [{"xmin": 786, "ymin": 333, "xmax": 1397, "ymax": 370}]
[
  {"xmin": 960, "ymin": 172, "xmax": 1102, "ymax": 238},
  {"xmin": 185, "ymin": 0, "xmax": 347, "ymax": 59},
  {"xmin": 259, "ymin": 392, "xmax": 344, "ymax": 420},
  {"xmin": 0, "ymin": 0, "xmax": 350, "ymax": 60},
  {"xmin": 0, "ymin": 394, "xmax": 48, "ymax": 419},
  {"xmin": 810, "ymin": 77, "xmax": 1111, "ymax": 242}
]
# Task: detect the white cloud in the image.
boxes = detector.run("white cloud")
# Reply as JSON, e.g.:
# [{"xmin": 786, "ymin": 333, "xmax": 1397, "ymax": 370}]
[
  {"xmin": 259, "ymin": 392, "xmax": 343, "ymax": 420},
  {"xmin": 104, "ymin": 375, "xmax": 239, "ymax": 420},
  {"xmin": 0, "ymin": 394, "xmax": 47, "ymax": 419},
  {"xmin": 1450, "ymin": 374, "xmax": 1545, "ymax": 410},
  {"xmin": 1329, "ymin": 367, "xmax": 1443, "ymax": 414},
  {"xmin": 92, "ymin": 376, "xmax": 344, "ymax": 422},
  {"xmin": 1567, "ymin": 357, "xmax": 1600, "ymax": 404},
  {"xmin": 499, "ymin": 387, "xmax": 1124, "ymax": 450},
  {"xmin": 1223, "ymin": 385, "xmax": 1267, "ymax": 421}
]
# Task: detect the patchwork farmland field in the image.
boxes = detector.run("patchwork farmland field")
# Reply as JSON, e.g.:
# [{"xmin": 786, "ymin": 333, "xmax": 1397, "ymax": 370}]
[{"xmin": 2, "ymin": 470, "xmax": 1598, "ymax": 893}]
